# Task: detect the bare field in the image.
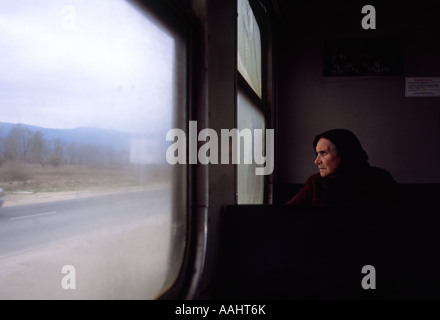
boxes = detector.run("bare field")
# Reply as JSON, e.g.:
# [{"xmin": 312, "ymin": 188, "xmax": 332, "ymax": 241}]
[{"xmin": 0, "ymin": 162, "xmax": 171, "ymax": 207}]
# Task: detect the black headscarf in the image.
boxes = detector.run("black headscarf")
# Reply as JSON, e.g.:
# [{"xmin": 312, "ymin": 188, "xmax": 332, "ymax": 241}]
[{"xmin": 313, "ymin": 129, "xmax": 370, "ymax": 176}]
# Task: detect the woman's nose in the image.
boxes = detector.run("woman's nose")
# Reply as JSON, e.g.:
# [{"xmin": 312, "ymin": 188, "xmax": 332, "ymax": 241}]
[{"xmin": 314, "ymin": 154, "xmax": 321, "ymax": 165}]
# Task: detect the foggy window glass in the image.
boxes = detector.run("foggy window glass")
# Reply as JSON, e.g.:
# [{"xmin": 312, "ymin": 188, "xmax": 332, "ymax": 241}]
[
  {"xmin": 237, "ymin": 0, "xmax": 262, "ymax": 98},
  {"xmin": 237, "ymin": 88, "xmax": 264, "ymax": 204},
  {"xmin": 0, "ymin": 0, "xmax": 186, "ymax": 299}
]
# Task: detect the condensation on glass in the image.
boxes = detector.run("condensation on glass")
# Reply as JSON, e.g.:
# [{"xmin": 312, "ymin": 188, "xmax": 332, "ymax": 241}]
[
  {"xmin": 0, "ymin": 0, "xmax": 186, "ymax": 299},
  {"xmin": 237, "ymin": 0, "xmax": 262, "ymax": 98}
]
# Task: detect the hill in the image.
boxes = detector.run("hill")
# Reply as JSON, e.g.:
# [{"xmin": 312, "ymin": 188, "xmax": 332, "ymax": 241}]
[{"xmin": 0, "ymin": 122, "xmax": 132, "ymax": 150}]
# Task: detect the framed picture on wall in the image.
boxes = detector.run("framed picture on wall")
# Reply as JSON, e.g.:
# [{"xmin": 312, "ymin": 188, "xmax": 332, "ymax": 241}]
[{"xmin": 323, "ymin": 37, "xmax": 404, "ymax": 77}]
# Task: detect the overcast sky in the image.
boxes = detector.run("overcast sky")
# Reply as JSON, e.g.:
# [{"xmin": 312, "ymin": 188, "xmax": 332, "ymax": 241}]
[{"xmin": 0, "ymin": 0, "xmax": 177, "ymax": 138}]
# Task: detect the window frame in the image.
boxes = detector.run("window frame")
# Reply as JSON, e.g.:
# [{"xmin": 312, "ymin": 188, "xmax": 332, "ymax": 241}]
[
  {"xmin": 236, "ymin": 0, "xmax": 273, "ymax": 204},
  {"xmin": 133, "ymin": 0, "xmax": 199, "ymax": 300}
]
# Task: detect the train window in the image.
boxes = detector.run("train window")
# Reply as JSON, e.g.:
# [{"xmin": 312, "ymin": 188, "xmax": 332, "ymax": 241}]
[
  {"xmin": 0, "ymin": 0, "xmax": 187, "ymax": 299},
  {"xmin": 237, "ymin": 0, "xmax": 262, "ymax": 98},
  {"xmin": 237, "ymin": 0, "xmax": 267, "ymax": 204},
  {"xmin": 237, "ymin": 87, "xmax": 265, "ymax": 204}
]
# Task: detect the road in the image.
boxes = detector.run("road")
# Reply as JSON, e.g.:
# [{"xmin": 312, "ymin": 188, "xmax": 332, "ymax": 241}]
[
  {"xmin": 0, "ymin": 185, "xmax": 178, "ymax": 299},
  {"xmin": 0, "ymin": 187, "xmax": 170, "ymax": 255}
]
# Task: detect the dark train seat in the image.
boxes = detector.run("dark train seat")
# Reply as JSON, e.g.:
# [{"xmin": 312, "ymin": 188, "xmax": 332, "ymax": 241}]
[{"xmin": 213, "ymin": 186, "xmax": 440, "ymax": 299}]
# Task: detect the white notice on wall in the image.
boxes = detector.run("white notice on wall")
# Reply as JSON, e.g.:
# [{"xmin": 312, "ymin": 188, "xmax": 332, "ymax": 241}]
[{"xmin": 405, "ymin": 77, "xmax": 440, "ymax": 97}]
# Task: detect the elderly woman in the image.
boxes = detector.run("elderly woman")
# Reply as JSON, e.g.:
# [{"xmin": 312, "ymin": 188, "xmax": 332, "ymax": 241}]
[{"xmin": 286, "ymin": 129, "xmax": 399, "ymax": 206}]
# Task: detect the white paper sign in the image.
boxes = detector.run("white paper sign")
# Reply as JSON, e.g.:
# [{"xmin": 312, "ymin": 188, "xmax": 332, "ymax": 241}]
[{"xmin": 405, "ymin": 77, "xmax": 440, "ymax": 97}]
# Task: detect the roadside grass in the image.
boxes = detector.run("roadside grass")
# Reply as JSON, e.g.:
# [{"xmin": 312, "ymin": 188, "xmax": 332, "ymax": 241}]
[{"xmin": 0, "ymin": 161, "xmax": 170, "ymax": 194}]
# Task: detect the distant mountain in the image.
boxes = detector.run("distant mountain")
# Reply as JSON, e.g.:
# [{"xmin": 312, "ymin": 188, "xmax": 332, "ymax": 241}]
[{"xmin": 0, "ymin": 122, "xmax": 132, "ymax": 150}]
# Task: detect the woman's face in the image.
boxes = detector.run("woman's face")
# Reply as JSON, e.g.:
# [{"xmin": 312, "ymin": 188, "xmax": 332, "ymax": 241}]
[{"xmin": 314, "ymin": 138, "xmax": 341, "ymax": 177}]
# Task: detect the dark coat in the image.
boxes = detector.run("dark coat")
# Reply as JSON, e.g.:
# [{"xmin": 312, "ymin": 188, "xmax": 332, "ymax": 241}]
[{"xmin": 286, "ymin": 166, "xmax": 399, "ymax": 206}]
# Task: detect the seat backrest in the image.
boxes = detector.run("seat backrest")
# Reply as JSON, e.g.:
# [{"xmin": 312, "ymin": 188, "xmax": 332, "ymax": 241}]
[{"xmin": 213, "ymin": 204, "xmax": 440, "ymax": 299}]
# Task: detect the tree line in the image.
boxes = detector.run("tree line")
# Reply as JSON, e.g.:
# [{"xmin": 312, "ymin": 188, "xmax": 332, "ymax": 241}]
[{"xmin": 0, "ymin": 124, "xmax": 129, "ymax": 167}]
